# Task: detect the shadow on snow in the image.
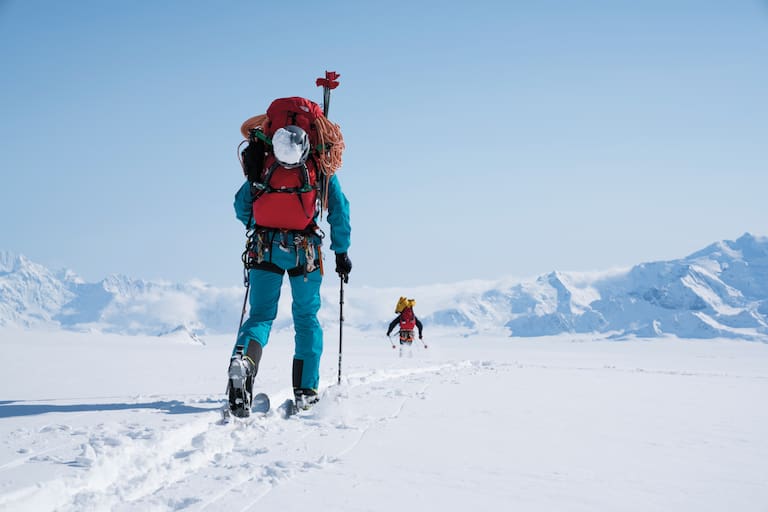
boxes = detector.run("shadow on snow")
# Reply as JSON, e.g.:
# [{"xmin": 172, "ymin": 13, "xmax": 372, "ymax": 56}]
[{"xmin": 0, "ymin": 399, "xmax": 218, "ymax": 418}]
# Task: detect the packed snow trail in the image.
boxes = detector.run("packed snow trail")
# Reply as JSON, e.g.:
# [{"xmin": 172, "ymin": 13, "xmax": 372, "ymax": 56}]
[{"xmin": 1, "ymin": 358, "xmax": 479, "ymax": 512}]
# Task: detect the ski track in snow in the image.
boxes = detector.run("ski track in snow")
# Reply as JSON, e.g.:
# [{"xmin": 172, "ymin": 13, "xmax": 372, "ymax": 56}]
[{"xmin": 0, "ymin": 360, "xmax": 481, "ymax": 512}]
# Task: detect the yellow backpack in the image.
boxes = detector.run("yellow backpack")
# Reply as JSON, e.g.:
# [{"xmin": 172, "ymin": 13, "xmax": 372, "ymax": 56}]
[{"xmin": 395, "ymin": 296, "xmax": 416, "ymax": 313}]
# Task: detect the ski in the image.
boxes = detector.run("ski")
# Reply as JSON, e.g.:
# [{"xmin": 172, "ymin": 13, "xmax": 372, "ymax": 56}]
[
  {"xmin": 250, "ymin": 392, "xmax": 271, "ymax": 414},
  {"xmin": 220, "ymin": 393, "xmax": 322, "ymax": 423},
  {"xmin": 277, "ymin": 398, "xmax": 298, "ymax": 419},
  {"xmin": 220, "ymin": 392, "xmax": 270, "ymax": 424},
  {"xmin": 277, "ymin": 392, "xmax": 324, "ymax": 418}
]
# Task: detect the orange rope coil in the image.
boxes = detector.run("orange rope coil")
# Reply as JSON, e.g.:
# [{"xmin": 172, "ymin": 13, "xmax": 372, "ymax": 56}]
[
  {"xmin": 240, "ymin": 114, "xmax": 268, "ymax": 139},
  {"xmin": 314, "ymin": 115, "xmax": 345, "ymax": 176}
]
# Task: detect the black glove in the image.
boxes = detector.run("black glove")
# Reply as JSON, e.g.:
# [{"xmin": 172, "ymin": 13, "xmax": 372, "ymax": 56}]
[{"xmin": 335, "ymin": 252, "xmax": 352, "ymax": 283}]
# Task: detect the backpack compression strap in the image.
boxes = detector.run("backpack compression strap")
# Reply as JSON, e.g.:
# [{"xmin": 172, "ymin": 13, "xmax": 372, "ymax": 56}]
[{"xmin": 252, "ymin": 162, "xmax": 317, "ymax": 194}]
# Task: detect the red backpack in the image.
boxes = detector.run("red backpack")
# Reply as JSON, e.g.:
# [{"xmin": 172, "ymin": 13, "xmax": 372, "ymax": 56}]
[
  {"xmin": 243, "ymin": 97, "xmax": 325, "ymax": 231},
  {"xmin": 399, "ymin": 307, "xmax": 416, "ymax": 330}
]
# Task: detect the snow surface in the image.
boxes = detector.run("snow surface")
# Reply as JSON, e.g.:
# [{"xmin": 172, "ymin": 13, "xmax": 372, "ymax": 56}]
[{"xmin": 1, "ymin": 327, "xmax": 767, "ymax": 511}]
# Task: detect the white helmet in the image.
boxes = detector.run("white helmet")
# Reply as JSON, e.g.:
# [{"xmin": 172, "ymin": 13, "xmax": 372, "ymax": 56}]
[{"xmin": 272, "ymin": 125, "xmax": 310, "ymax": 168}]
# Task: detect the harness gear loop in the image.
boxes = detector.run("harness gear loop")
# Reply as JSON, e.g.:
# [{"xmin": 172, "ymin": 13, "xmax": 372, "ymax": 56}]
[
  {"xmin": 278, "ymin": 231, "xmax": 291, "ymax": 253},
  {"xmin": 255, "ymin": 231, "xmax": 266, "ymax": 263},
  {"xmin": 242, "ymin": 226, "xmax": 324, "ymax": 283},
  {"xmin": 304, "ymin": 241, "xmax": 317, "ymax": 273}
]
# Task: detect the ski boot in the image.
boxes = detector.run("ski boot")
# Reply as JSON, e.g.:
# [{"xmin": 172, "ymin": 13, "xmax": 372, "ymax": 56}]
[
  {"xmin": 293, "ymin": 388, "xmax": 319, "ymax": 412},
  {"xmin": 227, "ymin": 354, "xmax": 256, "ymax": 418}
]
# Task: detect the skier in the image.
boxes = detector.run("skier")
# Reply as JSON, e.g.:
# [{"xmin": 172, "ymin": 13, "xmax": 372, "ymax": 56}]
[
  {"xmin": 386, "ymin": 297, "xmax": 424, "ymax": 355},
  {"xmin": 227, "ymin": 96, "xmax": 351, "ymax": 417}
]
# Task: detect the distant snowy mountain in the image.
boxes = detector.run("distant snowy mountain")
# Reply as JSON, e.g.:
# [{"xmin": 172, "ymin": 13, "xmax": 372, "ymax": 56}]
[
  {"xmin": 0, "ymin": 252, "xmax": 75, "ymax": 328},
  {"xmin": 1, "ymin": 233, "xmax": 767, "ymax": 341},
  {"xmin": 417, "ymin": 233, "xmax": 768, "ymax": 341},
  {"xmin": 0, "ymin": 250, "xmax": 243, "ymax": 337}
]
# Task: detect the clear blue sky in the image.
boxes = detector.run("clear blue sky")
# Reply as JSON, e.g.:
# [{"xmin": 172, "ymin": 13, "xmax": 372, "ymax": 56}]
[{"xmin": 1, "ymin": 0, "xmax": 766, "ymax": 288}]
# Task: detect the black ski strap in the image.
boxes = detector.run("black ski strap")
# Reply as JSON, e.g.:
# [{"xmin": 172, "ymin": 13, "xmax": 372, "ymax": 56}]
[{"xmin": 250, "ymin": 128, "xmax": 272, "ymax": 146}]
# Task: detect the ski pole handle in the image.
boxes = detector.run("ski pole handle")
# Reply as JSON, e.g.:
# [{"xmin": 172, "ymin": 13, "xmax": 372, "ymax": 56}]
[{"xmin": 316, "ymin": 71, "xmax": 340, "ymax": 118}]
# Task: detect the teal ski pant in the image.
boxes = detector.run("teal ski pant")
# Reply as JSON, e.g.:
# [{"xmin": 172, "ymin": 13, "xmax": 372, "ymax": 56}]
[{"xmin": 233, "ymin": 240, "xmax": 324, "ymax": 391}]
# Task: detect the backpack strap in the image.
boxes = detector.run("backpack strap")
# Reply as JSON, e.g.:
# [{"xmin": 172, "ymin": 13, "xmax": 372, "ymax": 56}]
[
  {"xmin": 259, "ymin": 161, "xmax": 282, "ymax": 192},
  {"xmin": 252, "ymin": 162, "xmax": 318, "ymax": 194}
]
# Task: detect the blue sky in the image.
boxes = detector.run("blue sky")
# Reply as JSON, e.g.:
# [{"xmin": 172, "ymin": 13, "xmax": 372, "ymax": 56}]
[{"xmin": 1, "ymin": 0, "xmax": 766, "ymax": 289}]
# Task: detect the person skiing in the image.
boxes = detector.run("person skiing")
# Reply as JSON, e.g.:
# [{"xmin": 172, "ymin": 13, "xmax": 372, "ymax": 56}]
[
  {"xmin": 386, "ymin": 297, "xmax": 424, "ymax": 354},
  {"xmin": 227, "ymin": 95, "xmax": 351, "ymax": 417}
]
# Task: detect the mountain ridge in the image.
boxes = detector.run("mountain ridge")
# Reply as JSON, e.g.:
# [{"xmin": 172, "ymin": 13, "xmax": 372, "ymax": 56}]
[{"xmin": 1, "ymin": 234, "xmax": 766, "ymax": 341}]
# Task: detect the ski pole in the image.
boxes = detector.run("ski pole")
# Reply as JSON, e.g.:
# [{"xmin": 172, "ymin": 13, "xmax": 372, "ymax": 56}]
[
  {"xmin": 226, "ymin": 267, "xmax": 252, "ymax": 397},
  {"xmin": 238, "ymin": 230, "xmax": 255, "ymax": 329},
  {"xmin": 337, "ymin": 276, "xmax": 344, "ymax": 385},
  {"xmin": 418, "ymin": 336, "xmax": 428, "ymax": 349},
  {"xmin": 386, "ymin": 334, "xmax": 396, "ymax": 349},
  {"xmin": 238, "ymin": 276, "xmax": 250, "ymax": 329}
]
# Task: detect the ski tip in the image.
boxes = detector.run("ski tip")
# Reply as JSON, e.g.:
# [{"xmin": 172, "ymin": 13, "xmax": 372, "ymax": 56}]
[
  {"xmin": 278, "ymin": 398, "xmax": 297, "ymax": 419},
  {"xmin": 252, "ymin": 392, "xmax": 271, "ymax": 414},
  {"xmin": 219, "ymin": 405, "xmax": 232, "ymax": 425}
]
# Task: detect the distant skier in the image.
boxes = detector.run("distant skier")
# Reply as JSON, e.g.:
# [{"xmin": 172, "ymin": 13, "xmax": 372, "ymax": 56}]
[{"xmin": 386, "ymin": 297, "xmax": 424, "ymax": 354}]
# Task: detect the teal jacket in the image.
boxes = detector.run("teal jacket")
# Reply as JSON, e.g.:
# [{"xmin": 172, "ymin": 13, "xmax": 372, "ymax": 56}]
[{"xmin": 234, "ymin": 174, "xmax": 351, "ymax": 254}]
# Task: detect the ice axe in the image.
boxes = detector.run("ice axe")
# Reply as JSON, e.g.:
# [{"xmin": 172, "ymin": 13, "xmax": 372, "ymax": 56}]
[{"xmin": 316, "ymin": 71, "xmax": 340, "ymax": 118}]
